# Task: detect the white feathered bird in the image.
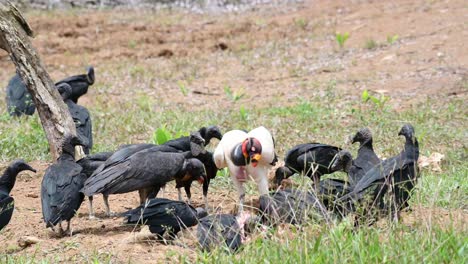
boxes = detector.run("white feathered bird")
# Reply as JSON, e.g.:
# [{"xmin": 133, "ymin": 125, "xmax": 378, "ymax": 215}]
[{"xmin": 214, "ymin": 126, "xmax": 277, "ymax": 213}]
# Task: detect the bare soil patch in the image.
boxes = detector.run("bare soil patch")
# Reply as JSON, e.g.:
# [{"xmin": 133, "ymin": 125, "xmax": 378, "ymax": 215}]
[{"xmin": 0, "ymin": 0, "xmax": 467, "ymax": 262}]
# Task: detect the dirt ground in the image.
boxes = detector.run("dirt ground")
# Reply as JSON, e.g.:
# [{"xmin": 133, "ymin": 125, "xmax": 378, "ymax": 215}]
[{"xmin": 0, "ymin": 0, "xmax": 467, "ymax": 262}]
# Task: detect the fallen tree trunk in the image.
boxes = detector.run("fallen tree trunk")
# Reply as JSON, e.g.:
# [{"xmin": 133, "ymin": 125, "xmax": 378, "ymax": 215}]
[{"xmin": 0, "ymin": 1, "xmax": 77, "ymax": 160}]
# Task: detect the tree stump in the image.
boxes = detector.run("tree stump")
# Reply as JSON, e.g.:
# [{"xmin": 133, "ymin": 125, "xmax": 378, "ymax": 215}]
[{"xmin": 0, "ymin": 1, "xmax": 77, "ymax": 160}]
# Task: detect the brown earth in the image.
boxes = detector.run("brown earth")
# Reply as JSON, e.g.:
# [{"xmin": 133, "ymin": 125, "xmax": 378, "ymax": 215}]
[{"xmin": 0, "ymin": 0, "xmax": 467, "ymax": 262}]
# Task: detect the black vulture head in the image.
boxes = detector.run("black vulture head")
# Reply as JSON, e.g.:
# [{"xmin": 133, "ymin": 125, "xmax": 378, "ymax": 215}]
[
  {"xmin": 330, "ymin": 150, "xmax": 353, "ymax": 173},
  {"xmin": 202, "ymin": 126, "xmax": 223, "ymax": 143},
  {"xmin": 9, "ymin": 159, "xmax": 37, "ymax": 174},
  {"xmin": 195, "ymin": 207, "xmax": 208, "ymax": 219},
  {"xmin": 56, "ymin": 83, "xmax": 72, "ymax": 101},
  {"xmin": 398, "ymin": 123, "xmax": 415, "ymax": 139},
  {"xmin": 351, "ymin": 127, "xmax": 373, "ymax": 145},
  {"xmin": 61, "ymin": 135, "xmax": 84, "ymax": 158},
  {"xmin": 86, "ymin": 66, "xmax": 95, "ymax": 85},
  {"xmin": 274, "ymin": 166, "xmax": 293, "ymax": 187},
  {"xmin": 241, "ymin": 137, "xmax": 262, "ymax": 167},
  {"xmin": 0, "ymin": 160, "xmax": 36, "ymax": 194},
  {"xmin": 185, "ymin": 158, "xmax": 207, "ymax": 185}
]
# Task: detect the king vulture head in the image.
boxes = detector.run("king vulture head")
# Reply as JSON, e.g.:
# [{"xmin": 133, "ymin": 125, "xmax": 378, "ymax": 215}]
[{"xmin": 231, "ymin": 137, "xmax": 263, "ymax": 167}]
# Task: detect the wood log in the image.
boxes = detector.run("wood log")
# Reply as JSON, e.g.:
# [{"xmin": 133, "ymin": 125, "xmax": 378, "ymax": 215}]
[{"xmin": 0, "ymin": 1, "xmax": 77, "ymax": 160}]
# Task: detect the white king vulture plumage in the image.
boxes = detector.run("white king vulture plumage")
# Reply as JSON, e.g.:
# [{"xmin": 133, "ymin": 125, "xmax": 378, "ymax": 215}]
[{"xmin": 214, "ymin": 126, "xmax": 277, "ymax": 213}]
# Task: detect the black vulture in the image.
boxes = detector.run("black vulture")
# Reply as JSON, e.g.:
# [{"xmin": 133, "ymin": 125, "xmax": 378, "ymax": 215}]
[
  {"xmin": 57, "ymin": 83, "xmax": 93, "ymax": 154},
  {"xmin": 0, "ymin": 160, "xmax": 36, "ymax": 231},
  {"xmin": 274, "ymin": 143, "xmax": 342, "ymax": 189},
  {"xmin": 348, "ymin": 128, "xmax": 381, "ymax": 185},
  {"xmin": 336, "ymin": 124, "xmax": 420, "ymax": 222},
  {"xmin": 162, "ymin": 125, "xmax": 222, "ymax": 207},
  {"xmin": 5, "ymin": 73, "xmax": 36, "ymax": 116},
  {"xmin": 5, "ymin": 67, "xmax": 94, "ymax": 117},
  {"xmin": 259, "ymin": 189, "xmax": 330, "ymax": 225},
  {"xmin": 197, "ymin": 214, "xmax": 242, "ymax": 252},
  {"xmin": 81, "ymin": 130, "xmax": 209, "ymax": 218},
  {"xmin": 125, "ymin": 198, "xmax": 205, "ymax": 239},
  {"xmin": 82, "ymin": 146, "xmax": 207, "ymax": 218},
  {"xmin": 119, "ymin": 126, "xmax": 222, "ymax": 207},
  {"xmin": 55, "ymin": 66, "xmax": 95, "ymax": 103},
  {"xmin": 41, "ymin": 136, "xmax": 87, "ymax": 235}
]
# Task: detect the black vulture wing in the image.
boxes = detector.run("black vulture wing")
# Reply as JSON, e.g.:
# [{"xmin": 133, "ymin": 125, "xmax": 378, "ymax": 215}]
[
  {"xmin": 82, "ymin": 149, "xmax": 186, "ymax": 196},
  {"xmin": 0, "ymin": 192, "xmax": 14, "ymax": 231},
  {"xmin": 197, "ymin": 214, "xmax": 242, "ymax": 252},
  {"xmin": 41, "ymin": 162, "xmax": 86, "ymax": 227}
]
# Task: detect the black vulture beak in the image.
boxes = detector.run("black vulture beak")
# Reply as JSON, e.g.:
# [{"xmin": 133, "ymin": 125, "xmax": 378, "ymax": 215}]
[{"xmin": 26, "ymin": 165, "xmax": 37, "ymax": 173}]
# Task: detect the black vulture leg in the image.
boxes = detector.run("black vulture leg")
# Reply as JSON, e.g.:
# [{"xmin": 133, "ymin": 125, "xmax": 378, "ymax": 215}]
[
  {"xmin": 184, "ymin": 185, "xmax": 192, "ymax": 205},
  {"xmin": 203, "ymin": 178, "xmax": 210, "ymax": 209},
  {"xmin": 58, "ymin": 221, "xmax": 64, "ymax": 237},
  {"xmin": 103, "ymin": 194, "xmax": 115, "ymax": 217},
  {"xmin": 177, "ymin": 188, "xmax": 183, "ymax": 202},
  {"xmin": 66, "ymin": 220, "xmax": 72, "ymax": 236},
  {"xmin": 88, "ymin": 196, "xmax": 98, "ymax": 219}
]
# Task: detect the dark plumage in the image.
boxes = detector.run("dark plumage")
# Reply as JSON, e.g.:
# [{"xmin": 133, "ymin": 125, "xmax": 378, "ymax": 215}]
[
  {"xmin": 5, "ymin": 67, "xmax": 94, "ymax": 117},
  {"xmin": 336, "ymin": 124, "xmax": 420, "ymax": 221},
  {"xmin": 348, "ymin": 128, "xmax": 381, "ymax": 184},
  {"xmin": 125, "ymin": 126, "xmax": 222, "ymax": 207},
  {"xmin": 41, "ymin": 136, "xmax": 87, "ymax": 235},
  {"xmin": 76, "ymin": 152, "xmax": 114, "ymax": 178},
  {"xmin": 164, "ymin": 126, "xmax": 222, "ymax": 206},
  {"xmin": 5, "ymin": 73, "xmax": 36, "ymax": 116},
  {"xmin": 259, "ymin": 189, "xmax": 330, "ymax": 225},
  {"xmin": 318, "ymin": 178, "xmax": 353, "ymax": 216},
  {"xmin": 58, "ymin": 83, "xmax": 93, "ymax": 154},
  {"xmin": 125, "ymin": 198, "xmax": 203, "ymax": 239},
  {"xmin": 82, "ymin": 145, "xmax": 207, "ymax": 217},
  {"xmin": 274, "ymin": 143, "xmax": 342, "ymax": 188},
  {"xmin": 55, "ymin": 66, "xmax": 95, "ymax": 103},
  {"xmin": 198, "ymin": 214, "xmax": 242, "ymax": 252},
  {"xmin": 0, "ymin": 160, "xmax": 36, "ymax": 231}
]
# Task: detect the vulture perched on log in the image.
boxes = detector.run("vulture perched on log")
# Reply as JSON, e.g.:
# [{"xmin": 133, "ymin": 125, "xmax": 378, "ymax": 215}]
[
  {"xmin": 214, "ymin": 126, "xmax": 277, "ymax": 214},
  {"xmin": 336, "ymin": 124, "xmax": 420, "ymax": 222},
  {"xmin": 58, "ymin": 83, "xmax": 93, "ymax": 154},
  {"xmin": 0, "ymin": 160, "xmax": 36, "ymax": 231},
  {"xmin": 41, "ymin": 136, "xmax": 87, "ymax": 235},
  {"xmin": 274, "ymin": 143, "xmax": 341, "ymax": 190},
  {"xmin": 5, "ymin": 73, "xmax": 35, "ymax": 116},
  {"xmin": 55, "ymin": 66, "xmax": 95, "ymax": 103},
  {"xmin": 81, "ymin": 133, "xmax": 207, "ymax": 218},
  {"xmin": 125, "ymin": 198, "xmax": 205, "ymax": 239}
]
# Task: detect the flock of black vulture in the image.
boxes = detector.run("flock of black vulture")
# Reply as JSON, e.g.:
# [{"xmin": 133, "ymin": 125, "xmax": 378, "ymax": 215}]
[{"xmin": 0, "ymin": 68, "xmax": 420, "ymax": 252}]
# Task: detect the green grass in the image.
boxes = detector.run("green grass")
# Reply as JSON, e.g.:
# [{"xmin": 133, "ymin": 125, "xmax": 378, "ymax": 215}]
[
  {"xmin": 0, "ymin": 13, "xmax": 466, "ymax": 261},
  {"xmin": 191, "ymin": 223, "xmax": 466, "ymax": 263}
]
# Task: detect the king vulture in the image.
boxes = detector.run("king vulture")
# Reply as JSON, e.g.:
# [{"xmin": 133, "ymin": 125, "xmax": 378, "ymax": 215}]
[{"xmin": 214, "ymin": 126, "xmax": 277, "ymax": 214}]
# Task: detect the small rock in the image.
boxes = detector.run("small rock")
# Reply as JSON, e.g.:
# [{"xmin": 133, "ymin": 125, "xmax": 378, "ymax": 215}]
[
  {"xmin": 18, "ymin": 236, "xmax": 41, "ymax": 248},
  {"xmin": 26, "ymin": 193, "xmax": 38, "ymax": 198}
]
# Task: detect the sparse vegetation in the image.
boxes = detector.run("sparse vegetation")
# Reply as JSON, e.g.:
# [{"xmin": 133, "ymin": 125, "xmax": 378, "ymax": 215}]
[
  {"xmin": 335, "ymin": 32, "xmax": 350, "ymax": 48},
  {"xmin": 0, "ymin": 1, "xmax": 466, "ymax": 262},
  {"xmin": 387, "ymin": 34, "xmax": 399, "ymax": 45},
  {"xmin": 365, "ymin": 38, "xmax": 378, "ymax": 50}
]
